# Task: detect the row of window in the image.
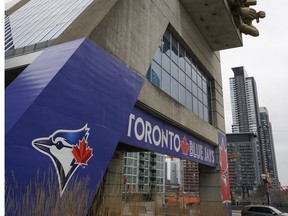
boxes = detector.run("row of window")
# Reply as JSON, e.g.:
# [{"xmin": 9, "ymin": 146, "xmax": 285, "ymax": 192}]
[
  {"xmin": 147, "ymin": 30, "xmax": 212, "ymax": 123},
  {"xmin": 138, "ymin": 185, "xmax": 163, "ymax": 192},
  {"xmin": 125, "ymin": 184, "xmax": 165, "ymax": 193},
  {"xmin": 123, "ymin": 174, "xmax": 164, "ymax": 185},
  {"xmin": 5, "ymin": 0, "xmax": 93, "ymax": 51}
]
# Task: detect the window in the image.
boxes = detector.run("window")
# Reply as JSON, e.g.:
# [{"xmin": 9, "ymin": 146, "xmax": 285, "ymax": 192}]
[
  {"xmin": 147, "ymin": 29, "xmax": 212, "ymax": 123},
  {"xmin": 5, "ymin": 0, "xmax": 93, "ymax": 51},
  {"xmin": 248, "ymin": 206, "xmax": 275, "ymax": 214}
]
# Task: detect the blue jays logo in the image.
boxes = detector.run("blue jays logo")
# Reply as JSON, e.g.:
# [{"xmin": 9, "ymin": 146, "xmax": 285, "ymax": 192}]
[
  {"xmin": 219, "ymin": 136, "xmax": 231, "ymax": 202},
  {"xmin": 32, "ymin": 124, "xmax": 93, "ymax": 196}
]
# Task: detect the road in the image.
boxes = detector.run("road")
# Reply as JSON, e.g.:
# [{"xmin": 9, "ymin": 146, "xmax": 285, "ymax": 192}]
[{"xmin": 232, "ymin": 210, "xmax": 241, "ymax": 216}]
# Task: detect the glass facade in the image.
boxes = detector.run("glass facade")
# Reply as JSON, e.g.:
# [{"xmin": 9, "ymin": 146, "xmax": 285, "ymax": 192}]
[
  {"xmin": 147, "ymin": 30, "xmax": 211, "ymax": 123},
  {"xmin": 259, "ymin": 108, "xmax": 279, "ymax": 186},
  {"xmin": 227, "ymin": 133, "xmax": 261, "ymax": 198},
  {"xmin": 123, "ymin": 152, "xmax": 165, "ymax": 193},
  {"xmin": 5, "ymin": 0, "xmax": 93, "ymax": 51},
  {"xmin": 230, "ymin": 67, "xmax": 260, "ymax": 133}
]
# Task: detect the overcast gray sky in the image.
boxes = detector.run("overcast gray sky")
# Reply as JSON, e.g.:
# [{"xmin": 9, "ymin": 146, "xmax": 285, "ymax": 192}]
[{"xmin": 220, "ymin": 0, "xmax": 288, "ymax": 186}]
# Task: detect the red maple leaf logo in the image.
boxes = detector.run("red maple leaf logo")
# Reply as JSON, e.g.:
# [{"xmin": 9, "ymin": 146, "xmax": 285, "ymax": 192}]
[
  {"xmin": 72, "ymin": 138, "xmax": 93, "ymax": 165},
  {"xmin": 181, "ymin": 137, "xmax": 189, "ymax": 155}
]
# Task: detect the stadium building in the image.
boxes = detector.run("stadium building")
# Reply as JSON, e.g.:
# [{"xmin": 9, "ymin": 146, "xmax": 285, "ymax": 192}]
[{"xmin": 5, "ymin": 0, "xmax": 265, "ymax": 215}]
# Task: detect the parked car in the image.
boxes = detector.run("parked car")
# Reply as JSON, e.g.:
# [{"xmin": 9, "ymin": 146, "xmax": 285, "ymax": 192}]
[{"xmin": 241, "ymin": 205, "xmax": 288, "ymax": 216}]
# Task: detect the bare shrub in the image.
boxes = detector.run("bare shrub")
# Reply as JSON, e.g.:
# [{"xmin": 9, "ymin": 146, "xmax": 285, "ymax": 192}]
[{"xmin": 6, "ymin": 168, "xmax": 93, "ymax": 216}]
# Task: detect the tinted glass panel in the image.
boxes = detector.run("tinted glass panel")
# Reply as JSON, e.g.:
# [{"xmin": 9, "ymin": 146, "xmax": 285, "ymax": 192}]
[
  {"xmin": 163, "ymin": 36, "xmax": 170, "ymax": 55},
  {"xmin": 179, "ymin": 45, "xmax": 185, "ymax": 71},
  {"xmin": 162, "ymin": 53, "xmax": 170, "ymax": 73},
  {"xmin": 203, "ymin": 93, "xmax": 208, "ymax": 106},
  {"xmin": 171, "ymin": 61, "xmax": 178, "ymax": 80},
  {"xmin": 185, "ymin": 61, "xmax": 191, "ymax": 78},
  {"xmin": 186, "ymin": 76, "xmax": 192, "ymax": 92},
  {"xmin": 192, "ymin": 68, "xmax": 197, "ymax": 82},
  {"xmin": 193, "ymin": 96, "xmax": 198, "ymax": 114},
  {"xmin": 153, "ymin": 46, "xmax": 162, "ymax": 64},
  {"xmin": 171, "ymin": 35, "xmax": 178, "ymax": 63},
  {"xmin": 146, "ymin": 29, "xmax": 212, "ymax": 123},
  {"xmin": 186, "ymin": 90, "xmax": 192, "ymax": 111},
  {"xmin": 204, "ymin": 107, "xmax": 208, "ymax": 122},
  {"xmin": 5, "ymin": 0, "xmax": 93, "ymax": 51},
  {"xmin": 162, "ymin": 70, "xmax": 171, "ymax": 94},
  {"xmin": 197, "ymin": 72, "xmax": 202, "ymax": 87},
  {"xmin": 171, "ymin": 78, "xmax": 179, "ymax": 100},
  {"xmin": 179, "ymin": 85, "xmax": 185, "ymax": 105},
  {"xmin": 202, "ymin": 79, "xmax": 207, "ymax": 93},
  {"xmin": 198, "ymin": 102, "xmax": 203, "ymax": 119},
  {"xmin": 197, "ymin": 87, "xmax": 202, "ymax": 102},
  {"xmin": 179, "ymin": 69, "xmax": 185, "ymax": 86},
  {"xmin": 192, "ymin": 82, "xmax": 197, "ymax": 95},
  {"xmin": 151, "ymin": 61, "xmax": 161, "ymax": 87}
]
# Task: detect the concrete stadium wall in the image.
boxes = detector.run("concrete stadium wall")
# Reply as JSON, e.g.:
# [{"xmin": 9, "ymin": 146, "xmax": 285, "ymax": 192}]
[
  {"xmin": 54, "ymin": 0, "xmax": 225, "ymax": 141},
  {"xmin": 54, "ymin": 0, "xmax": 227, "ymax": 215}
]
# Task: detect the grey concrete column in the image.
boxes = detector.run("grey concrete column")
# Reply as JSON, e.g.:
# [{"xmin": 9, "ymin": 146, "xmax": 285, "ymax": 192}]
[
  {"xmin": 199, "ymin": 161, "xmax": 227, "ymax": 215},
  {"xmin": 89, "ymin": 149, "xmax": 124, "ymax": 215}
]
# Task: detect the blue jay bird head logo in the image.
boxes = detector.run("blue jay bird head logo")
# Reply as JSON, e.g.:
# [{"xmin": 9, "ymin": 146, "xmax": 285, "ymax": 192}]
[{"xmin": 32, "ymin": 124, "xmax": 93, "ymax": 196}]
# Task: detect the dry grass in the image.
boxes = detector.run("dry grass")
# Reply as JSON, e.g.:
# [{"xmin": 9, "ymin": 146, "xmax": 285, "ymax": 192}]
[
  {"xmin": 128, "ymin": 194, "xmax": 145, "ymax": 216},
  {"xmin": 6, "ymin": 168, "xmax": 93, "ymax": 216},
  {"xmin": 6, "ymin": 167, "xmax": 201, "ymax": 216},
  {"xmin": 88, "ymin": 171, "xmax": 124, "ymax": 216},
  {"xmin": 5, "ymin": 171, "xmax": 198, "ymax": 216}
]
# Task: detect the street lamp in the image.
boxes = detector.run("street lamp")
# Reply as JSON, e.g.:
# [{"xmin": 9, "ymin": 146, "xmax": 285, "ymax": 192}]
[{"xmin": 260, "ymin": 171, "xmax": 271, "ymax": 205}]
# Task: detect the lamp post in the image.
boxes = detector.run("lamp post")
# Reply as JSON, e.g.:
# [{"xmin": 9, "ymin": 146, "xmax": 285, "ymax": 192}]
[
  {"xmin": 260, "ymin": 172, "xmax": 271, "ymax": 205},
  {"xmin": 257, "ymin": 125, "xmax": 271, "ymax": 205}
]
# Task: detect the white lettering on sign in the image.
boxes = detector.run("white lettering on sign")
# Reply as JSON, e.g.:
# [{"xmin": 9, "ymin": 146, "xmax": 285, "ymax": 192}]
[
  {"xmin": 127, "ymin": 113, "xmax": 181, "ymax": 153},
  {"xmin": 134, "ymin": 117, "xmax": 145, "ymax": 140},
  {"xmin": 189, "ymin": 140, "xmax": 203, "ymax": 160},
  {"xmin": 126, "ymin": 113, "xmax": 214, "ymax": 165},
  {"xmin": 204, "ymin": 147, "xmax": 215, "ymax": 164}
]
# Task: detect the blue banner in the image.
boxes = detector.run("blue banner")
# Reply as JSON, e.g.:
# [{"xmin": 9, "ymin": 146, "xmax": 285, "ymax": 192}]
[
  {"xmin": 120, "ymin": 107, "xmax": 216, "ymax": 167},
  {"xmin": 5, "ymin": 38, "xmax": 144, "ymax": 214},
  {"xmin": 5, "ymin": 37, "xmax": 215, "ymax": 215}
]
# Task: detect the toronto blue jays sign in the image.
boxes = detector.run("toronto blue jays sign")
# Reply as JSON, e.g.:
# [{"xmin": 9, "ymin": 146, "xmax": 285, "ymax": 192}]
[
  {"xmin": 120, "ymin": 107, "xmax": 216, "ymax": 167},
  {"xmin": 5, "ymin": 38, "xmax": 144, "ymax": 213},
  {"xmin": 5, "ymin": 38, "xmax": 216, "ymax": 215}
]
